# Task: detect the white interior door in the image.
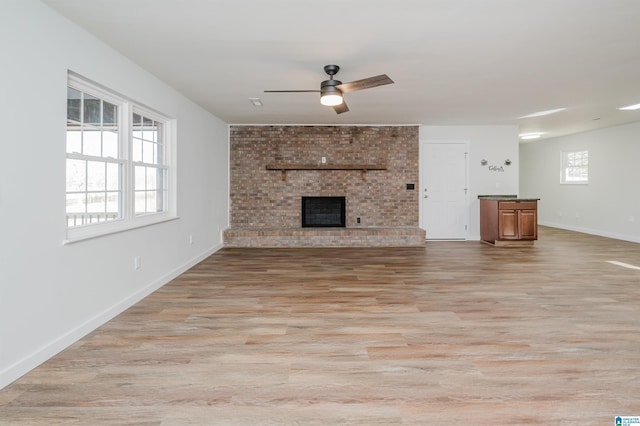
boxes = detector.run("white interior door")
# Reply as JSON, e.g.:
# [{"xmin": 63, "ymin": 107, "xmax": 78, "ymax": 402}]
[{"xmin": 421, "ymin": 142, "xmax": 468, "ymax": 240}]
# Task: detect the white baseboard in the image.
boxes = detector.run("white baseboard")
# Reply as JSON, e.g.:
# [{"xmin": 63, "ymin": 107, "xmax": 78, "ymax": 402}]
[
  {"xmin": 0, "ymin": 243, "xmax": 223, "ymax": 390},
  {"xmin": 539, "ymin": 221, "xmax": 640, "ymax": 244}
]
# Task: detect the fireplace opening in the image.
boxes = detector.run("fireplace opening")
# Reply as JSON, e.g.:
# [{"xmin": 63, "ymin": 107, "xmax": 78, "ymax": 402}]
[{"xmin": 301, "ymin": 196, "xmax": 346, "ymax": 228}]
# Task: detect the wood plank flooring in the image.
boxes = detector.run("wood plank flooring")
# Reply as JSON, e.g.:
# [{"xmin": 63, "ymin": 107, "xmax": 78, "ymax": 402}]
[{"xmin": 2, "ymin": 226, "xmax": 640, "ymax": 425}]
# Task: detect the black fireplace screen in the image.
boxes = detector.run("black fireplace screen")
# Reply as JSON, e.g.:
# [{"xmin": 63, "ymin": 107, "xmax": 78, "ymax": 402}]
[{"xmin": 301, "ymin": 196, "xmax": 346, "ymax": 228}]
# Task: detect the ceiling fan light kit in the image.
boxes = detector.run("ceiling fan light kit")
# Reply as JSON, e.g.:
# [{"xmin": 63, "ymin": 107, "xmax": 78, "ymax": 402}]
[
  {"xmin": 320, "ymin": 86, "xmax": 343, "ymax": 106},
  {"xmin": 265, "ymin": 64, "xmax": 393, "ymax": 114}
]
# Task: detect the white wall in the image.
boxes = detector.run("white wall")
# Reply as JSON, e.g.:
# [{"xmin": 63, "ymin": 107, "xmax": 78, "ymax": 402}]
[
  {"xmin": 0, "ymin": 0, "xmax": 229, "ymax": 388},
  {"xmin": 520, "ymin": 122, "xmax": 640, "ymax": 243},
  {"xmin": 420, "ymin": 125, "xmax": 520, "ymax": 239}
]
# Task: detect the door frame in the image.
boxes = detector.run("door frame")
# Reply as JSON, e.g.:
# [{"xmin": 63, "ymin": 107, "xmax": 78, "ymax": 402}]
[{"xmin": 419, "ymin": 140, "xmax": 470, "ymax": 240}]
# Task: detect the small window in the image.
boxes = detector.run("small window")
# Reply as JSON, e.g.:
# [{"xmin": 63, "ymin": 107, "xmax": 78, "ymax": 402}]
[
  {"xmin": 561, "ymin": 150, "xmax": 588, "ymax": 184},
  {"xmin": 132, "ymin": 111, "xmax": 168, "ymax": 216},
  {"xmin": 66, "ymin": 73, "xmax": 176, "ymax": 243}
]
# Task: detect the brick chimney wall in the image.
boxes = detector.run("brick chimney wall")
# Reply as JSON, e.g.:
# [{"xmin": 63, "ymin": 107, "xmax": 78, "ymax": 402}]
[{"xmin": 229, "ymin": 125, "xmax": 419, "ymax": 229}]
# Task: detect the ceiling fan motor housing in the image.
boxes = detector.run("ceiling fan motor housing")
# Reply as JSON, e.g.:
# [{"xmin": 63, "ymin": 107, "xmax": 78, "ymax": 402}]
[
  {"xmin": 321, "ymin": 64, "xmax": 342, "ymax": 95},
  {"xmin": 321, "ymin": 78, "xmax": 342, "ymax": 93}
]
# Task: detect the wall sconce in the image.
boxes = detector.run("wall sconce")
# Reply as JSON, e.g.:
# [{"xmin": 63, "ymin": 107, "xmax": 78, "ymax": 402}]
[
  {"xmin": 504, "ymin": 159, "xmax": 512, "ymax": 166},
  {"xmin": 480, "ymin": 159, "xmax": 488, "ymax": 166}
]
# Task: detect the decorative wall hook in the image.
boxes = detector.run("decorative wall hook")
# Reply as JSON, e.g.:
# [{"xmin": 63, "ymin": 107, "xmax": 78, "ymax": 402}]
[
  {"xmin": 480, "ymin": 159, "xmax": 488, "ymax": 166},
  {"xmin": 504, "ymin": 159, "xmax": 512, "ymax": 166}
]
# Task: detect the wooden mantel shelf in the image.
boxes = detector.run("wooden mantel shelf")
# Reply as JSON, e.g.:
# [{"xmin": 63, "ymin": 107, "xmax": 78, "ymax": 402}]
[{"xmin": 266, "ymin": 163, "xmax": 387, "ymax": 181}]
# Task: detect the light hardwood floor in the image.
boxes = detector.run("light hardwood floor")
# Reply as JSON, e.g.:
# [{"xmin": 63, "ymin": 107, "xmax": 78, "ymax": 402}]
[{"xmin": 2, "ymin": 226, "xmax": 640, "ymax": 425}]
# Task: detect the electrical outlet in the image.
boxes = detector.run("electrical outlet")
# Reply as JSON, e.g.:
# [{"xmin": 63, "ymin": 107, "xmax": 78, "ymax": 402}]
[
  {"xmin": 189, "ymin": 235, "xmax": 194, "ymax": 245},
  {"xmin": 321, "ymin": 156, "xmax": 327, "ymax": 164},
  {"xmin": 357, "ymin": 217, "xmax": 361, "ymax": 224},
  {"xmin": 134, "ymin": 256, "xmax": 141, "ymax": 270}
]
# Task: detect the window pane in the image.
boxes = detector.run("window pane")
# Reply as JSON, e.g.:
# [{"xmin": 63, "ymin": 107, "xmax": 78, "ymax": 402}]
[
  {"xmin": 146, "ymin": 167, "xmax": 157, "ymax": 190},
  {"xmin": 143, "ymin": 119, "xmax": 156, "ymax": 143},
  {"xmin": 106, "ymin": 163, "xmax": 120, "ymax": 191},
  {"xmin": 135, "ymin": 166, "xmax": 145, "ymax": 191},
  {"xmin": 67, "ymin": 88, "xmax": 81, "ymax": 122},
  {"xmin": 135, "ymin": 191, "xmax": 146, "ymax": 214},
  {"xmin": 103, "ymin": 101, "xmax": 117, "ymax": 126},
  {"xmin": 83, "ymin": 128, "xmax": 102, "ymax": 157},
  {"xmin": 66, "ymin": 159, "xmax": 86, "ymax": 192},
  {"xmin": 103, "ymin": 131, "xmax": 118, "ymax": 158},
  {"xmin": 87, "ymin": 161, "xmax": 106, "ymax": 191},
  {"xmin": 87, "ymin": 192, "xmax": 105, "ymax": 213},
  {"xmin": 106, "ymin": 192, "xmax": 120, "ymax": 218},
  {"xmin": 66, "ymin": 196, "xmax": 86, "ymax": 227},
  {"xmin": 143, "ymin": 141, "xmax": 155, "ymax": 163},
  {"xmin": 66, "ymin": 192, "xmax": 86, "ymax": 213},
  {"xmin": 147, "ymin": 190, "xmax": 158, "ymax": 212},
  {"xmin": 132, "ymin": 137, "xmax": 143, "ymax": 162},
  {"xmin": 66, "ymin": 129, "xmax": 82, "ymax": 154},
  {"xmin": 83, "ymin": 94, "xmax": 101, "ymax": 125}
]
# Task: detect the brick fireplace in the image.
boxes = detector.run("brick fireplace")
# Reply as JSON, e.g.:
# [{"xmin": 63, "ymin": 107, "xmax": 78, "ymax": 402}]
[{"xmin": 223, "ymin": 125, "xmax": 425, "ymax": 247}]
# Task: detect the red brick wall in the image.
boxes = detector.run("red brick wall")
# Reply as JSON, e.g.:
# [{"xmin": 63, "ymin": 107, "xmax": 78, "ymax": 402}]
[{"xmin": 229, "ymin": 125, "xmax": 419, "ymax": 228}]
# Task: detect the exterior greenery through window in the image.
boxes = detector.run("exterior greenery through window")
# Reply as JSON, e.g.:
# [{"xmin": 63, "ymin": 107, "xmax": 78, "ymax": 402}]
[
  {"xmin": 66, "ymin": 73, "xmax": 175, "ymax": 242},
  {"xmin": 561, "ymin": 150, "xmax": 588, "ymax": 184}
]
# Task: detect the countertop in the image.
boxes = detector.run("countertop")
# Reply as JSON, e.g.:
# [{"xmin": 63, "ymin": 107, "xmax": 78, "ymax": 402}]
[{"xmin": 477, "ymin": 195, "xmax": 540, "ymax": 201}]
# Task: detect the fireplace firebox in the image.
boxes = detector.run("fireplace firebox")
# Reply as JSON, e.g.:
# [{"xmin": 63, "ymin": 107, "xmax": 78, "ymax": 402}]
[{"xmin": 301, "ymin": 196, "xmax": 346, "ymax": 228}]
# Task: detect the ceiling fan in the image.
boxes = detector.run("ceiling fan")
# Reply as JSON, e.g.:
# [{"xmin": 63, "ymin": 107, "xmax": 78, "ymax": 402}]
[{"xmin": 264, "ymin": 65, "xmax": 394, "ymax": 114}]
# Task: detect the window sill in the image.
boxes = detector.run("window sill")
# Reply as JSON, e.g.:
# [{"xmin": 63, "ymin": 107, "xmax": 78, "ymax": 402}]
[{"xmin": 62, "ymin": 214, "xmax": 179, "ymax": 245}]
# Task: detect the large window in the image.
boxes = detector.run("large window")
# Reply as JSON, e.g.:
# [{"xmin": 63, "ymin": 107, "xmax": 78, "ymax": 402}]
[
  {"xmin": 561, "ymin": 150, "xmax": 589, "ymax": 184},
  {"xmin": 66, "ymin": 73, "xmax": 176, "ymax": 242}
]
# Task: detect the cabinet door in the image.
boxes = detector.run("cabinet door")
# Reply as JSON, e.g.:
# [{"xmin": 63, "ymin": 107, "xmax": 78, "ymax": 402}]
[
  {"xmin": 518, "ymin": 209, "xmax": 538, "ymax": 240},
  {"xmin": 498, "ymin": 210, "xmax": 518, "ymax": 239}
]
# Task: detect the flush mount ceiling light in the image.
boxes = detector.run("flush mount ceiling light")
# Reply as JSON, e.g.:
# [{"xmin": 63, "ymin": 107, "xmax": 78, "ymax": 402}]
[
  {"xmin": 519, "ymin": 132, "xmax": 545, "ymax": 140},
  {"xmin": 248, "ymin": 98, "xmax": 263, "ymax": 107},
  {"xmin": 618, "ymin": 103, "xmax": 640, "ymax": 111},
  {"xmin": 518, "ymin": 108, "xmax": 566, "ymax": 119}
]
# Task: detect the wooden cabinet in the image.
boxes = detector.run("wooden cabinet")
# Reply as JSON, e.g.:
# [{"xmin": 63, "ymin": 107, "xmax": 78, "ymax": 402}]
[{"xmin": 480, "ymin": 198, "xmax": 539, "ymax": 246}]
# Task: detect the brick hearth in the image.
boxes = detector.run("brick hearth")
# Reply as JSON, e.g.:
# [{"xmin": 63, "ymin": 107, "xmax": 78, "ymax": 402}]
[{"xmin": 224, "ymin": 227, "xmax": 426, "ymax": 248}]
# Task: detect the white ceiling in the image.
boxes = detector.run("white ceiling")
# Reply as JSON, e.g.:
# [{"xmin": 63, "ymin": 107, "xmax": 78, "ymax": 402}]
[{"xmin": 42, "ymin": 0, "xmax": 640, "ymax": 140}]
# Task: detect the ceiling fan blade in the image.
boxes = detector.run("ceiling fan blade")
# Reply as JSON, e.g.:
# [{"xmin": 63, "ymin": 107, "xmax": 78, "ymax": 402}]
[
  {"xmin": 264, "ymin": 90, "xmax": 320, "ymax": 93},
  {"xmin": 336, "ymin": 74, "xmax": 394, "ymax": 93},
  {"xmin": 333, "ymin": 100, "xmax": 349, "ymax": 114}
]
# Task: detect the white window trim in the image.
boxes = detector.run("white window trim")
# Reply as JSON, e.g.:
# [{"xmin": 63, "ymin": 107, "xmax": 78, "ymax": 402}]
[
  {"xmin": 560, "ymin": 149, "xmax": 589, "ymax": 185},
  {"xmin": 64, "ymin": 73, "xmax": 178, "ymax": 244}
]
